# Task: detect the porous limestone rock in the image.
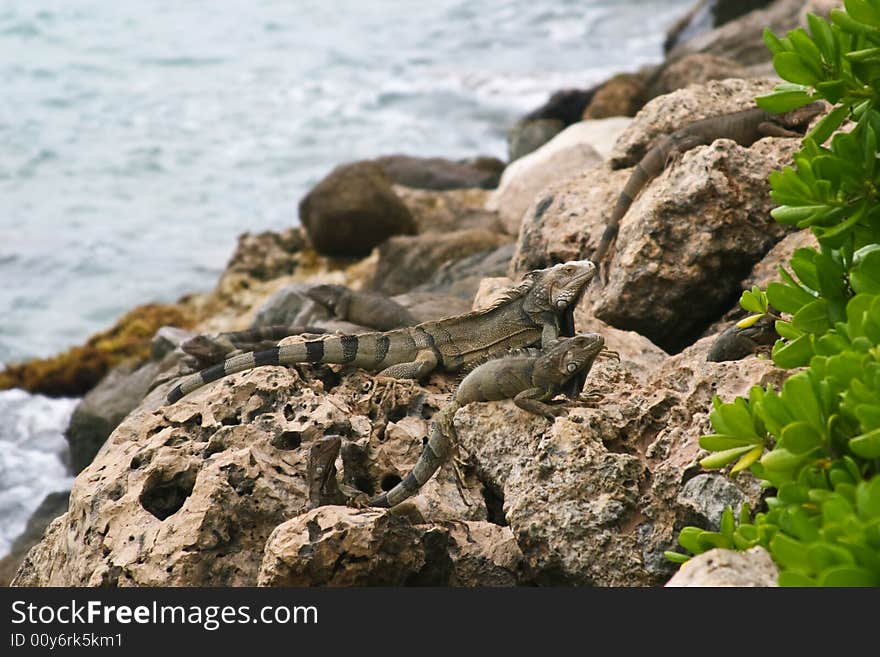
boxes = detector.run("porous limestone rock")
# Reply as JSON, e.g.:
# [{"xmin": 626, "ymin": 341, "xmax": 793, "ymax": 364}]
[
  {"xmin": 392, "ymin": 186, "xmax": 506, "ymax": 235},
  {"xmin": 666, "ymin": 546, "xmax": 778, "ymax": 586},
  {"xmin": 258, "ymin": 507, "xmax": 524, "ymax": 586}
]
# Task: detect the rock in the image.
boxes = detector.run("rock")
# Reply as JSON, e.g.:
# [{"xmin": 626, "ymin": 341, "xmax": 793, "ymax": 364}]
[
  {"xmin": 665, "ymin": 1, "xmax": 775, "ymax": 53},
  {"xmin": 645, "ymin": 54, "xmax": 750, "ymax": 101},
  {"xmin": 11, "ymin": 364, "xmax": 487, "ymax": 586},
  {"xmin": 666, "ymin": 546, "xmax": 779, "ymax": 586},
  {"xmin": 365, "ymin": 229, "xmax": 513, "ymax": 297},
  {"xmin": 258, "ymin": 507, "xmax": 524, "ymax": 586},
  {"xmin": 375, "ymin": 154, "xmax": 504, "ymax": 190},
  {"xmin": 412, "ymin": 243, "xmax": 516, "ymax": 301},
  {"xmin": 741, "ymin": 229, "xmax": 819, "ymax": 292},
  {"xmin": 523, "ymin": 88, "xmax": 596, "ymax": 126},
  {"xmin": 676, "ymin": 474, "xmax": 750, "ymax": 530},
  {"xmin": 512, "ymin": 79, "xmax": 809, "ymax": 352},
  {"xmin": 0, "ymin": 491, "xmax": 69, "ymax": 587},
  {"xmin": 65, "ymin": 359, "xmax": 163, "ymax": 473},
  {"xmin": 151, "ymin": 326, "xmax": 193, "ymax": 360},
  {"xmin": 451, "ymin": 336, "xmax": 785, "ymax": 586},
  {"xmin": 299, "ymin": 161, "xmax": 416, "ymax": 257},
  {"xmin": 667, "ymin": 0, "xmax": 834, "ymax": 68},
  {"xmin": 391, "ymin": 292, "xmax": 473, "ymax": 323},
  {"xmin": 486, "ymin": 122, "xmax": 608, "ymax": 235},
  {"xmin": 250, "ymin": 283, "xmax": 316, "ymax": 328},
  {"xmin": 583, "ymin": 72, "xmax": 648, "ymax": 120},
  {"xmin": 507, "ymin": 118, "xmax": 564, "ymax": 162},
  {"xmin": 222, "ymin": 227, "xmax": 307, "ymax": 281},
  {"xmin": 392, "ymin": 186, "xmax": 506, "ymax": 235},
  {"xmin": 0, "ymin": 303, "xmax": 194, "ymax": 398}
]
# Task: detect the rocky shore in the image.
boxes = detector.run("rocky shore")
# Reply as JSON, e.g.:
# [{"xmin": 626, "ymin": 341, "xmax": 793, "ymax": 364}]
[{"xmin": 3, "ymin": 0, "xmax": 835, "ymax": 587}]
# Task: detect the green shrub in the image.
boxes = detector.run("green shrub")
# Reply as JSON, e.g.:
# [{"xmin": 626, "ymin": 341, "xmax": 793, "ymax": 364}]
[{"xmin": 667, "ymin": 3, "xmax": 880, "ymax": 586}]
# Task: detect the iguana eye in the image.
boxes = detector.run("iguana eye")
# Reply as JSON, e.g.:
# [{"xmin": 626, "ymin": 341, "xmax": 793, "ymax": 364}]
[{"xmin": 566, "ymin": 362, "xmax": 578, "ymax": 373}]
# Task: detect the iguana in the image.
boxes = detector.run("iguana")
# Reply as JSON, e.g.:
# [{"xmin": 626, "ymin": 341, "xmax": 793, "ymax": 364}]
[
  {"xmin": 707, "ymin": 311, "xmax": 778, "ymax": 362},
  {"xmin": 590, "ymin": 102, "xmax": 826, "ymax": 272},
  {"xmin": 182, "ymin": 325, "xmax": 328, "ymax": 366},
  {"xmin": 304, "ymin": 284, "xmax": 419, "ymax": 331},
  {"xmin": 369, "ymin": 332, "xmax": 607, "ymax": 508},
  {"xmin": 166, "ymin": 259, "xmax": 597, "ymax": 404}
]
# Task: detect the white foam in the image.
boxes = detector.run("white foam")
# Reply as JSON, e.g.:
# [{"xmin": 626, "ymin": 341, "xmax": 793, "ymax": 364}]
[{"xmin": 0, "ymin": 389, "xmax": 76, "ymax": 556}]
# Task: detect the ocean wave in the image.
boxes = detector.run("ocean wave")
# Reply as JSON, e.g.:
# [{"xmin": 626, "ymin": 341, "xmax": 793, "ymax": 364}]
[{"xmin": 0, "ymin": 389, "xmax": 76, "ymax": 557}]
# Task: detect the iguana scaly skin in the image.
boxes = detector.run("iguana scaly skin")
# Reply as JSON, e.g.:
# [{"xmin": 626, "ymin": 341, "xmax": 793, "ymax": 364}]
[
  {"xmin": 369, "ymin": 332, "xmax": 606, "ymax": 508},
  {"xmin": 305, "ymin": 284, "xmax": 418, "ymax": 331},
  {"xmin": 166, "ymin": 260, "xmax": 596, "ymax": 404},
  {"xmin": 591, "ymin": 102, "xmax": 826, "ymax": 270}
]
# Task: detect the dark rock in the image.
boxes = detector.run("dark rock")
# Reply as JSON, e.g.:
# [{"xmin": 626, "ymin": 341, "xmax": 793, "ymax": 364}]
[
  {"xmin": 676, "ymin": 474, "xmax": 751, "ymax": 530},
  {"xmin": 414, "ymin": 243, "xmax": 516, "ymax": 301},
  {"xmin": 65, "ymin": 359, "xmax": 163, "ymax": 473},
  {"xmin": 375, "ymin": 154, "xmax": 505, "ymax": 190},
  {"xmin": 507, "ymin": 118, "xmax": 564, "ymax": 162},
  {"xmin": 299, "ymin": 161, "xmax": 416, "ymax": 257},
  {"xmin": 645, "ymin": 54, "xmax": 749, "ymax": 102},
  {"xmin": 583, "ymin": 72, "xmax": 649, "ymax": 120},
  {"xmin": 664, "ymin": 0, "xmax": 775, "ymax": 54},
  {"xmin": 523, "ymin": 88, "xmax": 596, "ymax": 126},
  {"xmin": 366, "ymin": 229, "xmax": 513, "ymax": 297},
  {"xmin": 250, "ymin": 283, "xmax": 317, "ymax": 328}
]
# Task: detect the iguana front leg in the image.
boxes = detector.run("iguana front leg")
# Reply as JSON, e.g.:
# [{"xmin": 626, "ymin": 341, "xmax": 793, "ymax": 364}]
[
  {"xmin": 757, "ymin": 122, "xmax": 800, "ymax": 138},
  {"xmin": 513, "ymin": 388, "xmax": 565, "ymax": 420}
]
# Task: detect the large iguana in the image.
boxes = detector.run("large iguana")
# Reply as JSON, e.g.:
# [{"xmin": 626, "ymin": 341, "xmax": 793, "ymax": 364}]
[
  {"xmin": 166, "ymin": 260, "xmax": 597, "ymax": 404},
  {"xmin": 370, "ymin": 332, "xmax": 607, "ymax": 508},
  {"xmin": 590, "ymin": 102, "xmax": 826, "ymax": 271}
]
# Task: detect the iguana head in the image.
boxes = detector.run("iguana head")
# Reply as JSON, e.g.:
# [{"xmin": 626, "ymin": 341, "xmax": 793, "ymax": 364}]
[
  {"xmin": 542, "ymin": 332, "xmax": 605, "ymax": 380},
  {"xmin": 525, "ymin": 259, "xmax": 596, "ymax": 314},
  {"xmin": 777, "ymin": 101, "xmax": 826, "ymax": 128}
]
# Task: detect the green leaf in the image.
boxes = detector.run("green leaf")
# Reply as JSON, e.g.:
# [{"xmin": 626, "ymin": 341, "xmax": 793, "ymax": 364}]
[
  {"xmin": 761, "ymin": 447, "xmax": 808, "ymax": 472},
  {"xmin": 773, "ymin": 52, "xmax": 820, "ymax": 85},
  {"xmin": 740, "ymin": 287, "xmax": 768, "ymax": 314},
  {"xmin": 849, "ymin": 426, "xmax": 880, "ymax": 457},
  {"xmin": 663, "ymin": 551, "xmax": 690, "ymax": 564},
  {"xmin": 792, "ymin": 299, "xmax": 832, "ymax": 334},
  {"xmin": 767, "ymin": 281, "xmax": 816, "ymax": 314},
  {"xmin": 763, "ymin": 27, "xmax": 788, "ymax": 56},
  {"xmin": 720, "ymin": 507, "xmax": 735, "ymax": 540},
  {"xmin": 700, "ymin": 445, "xmax": 756, "ymax": 469},
  {"xmin": 736, "ymin": 313, "xmax": 764, "ymax": 329},
  {"xmin": 778, "ymin": 571, "xmax": 817, "ymax": 586},
  {"xmin": 770, "ymin": 532, "xmax": 811, "ymax": 570},
  {"xmin": 850, "ymin": 248, "xmax": 880, "ymax": 293},
  {"xmin": 781, "ymin": 421, "xmax": 824, "ymax": 454},
  {"xmin": 771, "ymin": 204, "xmax": 830, "ymax": 224},
  {"xmin": 807, "ymin": 105, "xmax": 848, "ymax": 141},
  {"xmin": 844, "ymin": 0, "xmax": 880, "ymax": 27},
  {"xmin": 731, "ymin": 446, "xmax": 764, "ymax": 474},
  {"xmin": 699, "ymin": 434, "xmax": 757, "ymax": 451},
  {"xmin": 678, "ymin": 527, "xmax": 705, "ymax": 554},
  {"xmin": 818, "ymin": 565, "xmax": 877, "ymax": 586},
  {"xmin": 772, "ymin": 334, "xmax": 814, "ymax": 368},
  {"xmin": 757, "ymin": 88, "xmax": 815, "ymax": 113},
  {"xmin": 832, "ymin": 7, "xmax": 880, "ymax": 34}
]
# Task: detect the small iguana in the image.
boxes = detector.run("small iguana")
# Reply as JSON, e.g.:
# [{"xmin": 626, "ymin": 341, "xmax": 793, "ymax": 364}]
[
  {"xmin": 369, "ymin": 332, "xmax": 607, "ymax": 508},
  {"xmin": 707, "ymin": 311, "xmax": 779, "ymax": 362},
  {"xmin": 591, "ymin": 102, "xmax": 826, "ymax": 272},
  {"xmin": 304, "ymin": 284, "xmax": 419, "ymax": 331},
  {"xmin": 166, "ymin": 259, "xmax": 597, "ymax": 403}
]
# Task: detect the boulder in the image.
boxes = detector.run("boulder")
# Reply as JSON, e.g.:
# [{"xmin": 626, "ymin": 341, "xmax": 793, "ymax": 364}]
[
  {"xmin": 666, "ymin": 546, "xmax": 779, "ymax": 586},
  {"xmin": 522, "ymin": 88, "xmax": 596, "ymax": 126},
  {"xmin": 645, "ymin": 54, "xmax": 750, "ymax": 101},
  {"xmin": 249, "ymin": 283, "xmax": 317, "ymax": 328},
  {"xmin": 412, "ymin": 243, "xmax": 516, "ymax": 301},
  {"xmin": 665, "ymin": 1, "xmax": 775, "ymax": 53},
  {"xmin": 365, "ymin": 229, "xmax": 513, "ymax": 297},
  {"xmin": 667, "ymin": 0, "xmax": 834, "ymax": 68},
  {"xmin": 507, "ymin": 118, "xmax": 564, "ymax": 162},
  {"xmin": 391, "ymin": 292, "xmax": 473, "ymax": 323},
  {"xmin": 512, "ymin": 79, "xmax": 810, "ymax": 352},
  {"xmin": 258, "ymin": 507, "xmax": 524, "ymax": 586},
  {"xmin": 487, "ymin": 121, "xmax": 617, "ymax": 235},
  {"xmin": 392, "ymin": 186, "xmax": 506, "ymax": 235},
  {"xmin": 375, "ymin": 154, "xmax": 504, "ymax": 190},
  {"xmin": 299, "ymin": 161, "xmax": 416, "ymax": 257},
  {"xmin": 583, "ymin": 72, "xmax": 648, "ymax": 120},
  {"xmin": 222, "ymin": 227, "xmax": 307, "ymax": 281}
]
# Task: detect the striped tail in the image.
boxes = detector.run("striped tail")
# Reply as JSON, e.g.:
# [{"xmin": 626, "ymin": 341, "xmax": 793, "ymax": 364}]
[
  {"xmin": 369, "ymin": 403, "xmax": 459, "ymax": 508},
  {"xmin": 166, "ymin": 330, "xmax": 402, "ymax": 404},
  {"xmin": 592, "ymin": 141, "xmax": 669, "ymax": 264}
]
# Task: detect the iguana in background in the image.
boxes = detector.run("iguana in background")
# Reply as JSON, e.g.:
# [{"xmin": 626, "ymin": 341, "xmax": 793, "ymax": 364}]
[
  {"xmin": 370, "ymin": 332, "xmax": 608, "ymax": 508},
  {"xmin": 182, "ymin": 325, "xmax": 328, "ymax": 366},
  {"xmin": 166, "ymin": 260, "xmax": 597, "ymax": 403},
  {"xmin": 590, "ymin": 101, "xmax": 826, "ymax": 274},
  {"xmin": 304, "ymin": 284, "xmax": 419, "ymax": 331}
]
